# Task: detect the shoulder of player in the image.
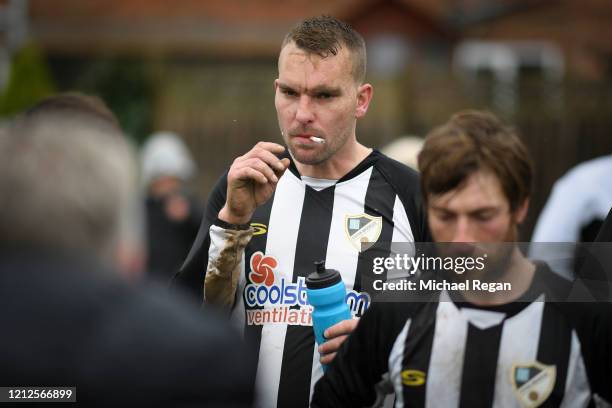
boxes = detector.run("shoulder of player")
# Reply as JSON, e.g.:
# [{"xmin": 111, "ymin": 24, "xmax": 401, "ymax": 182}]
[
  {"xmin": 373, "ymin": 151, "xmax": 420, "ymax": 191},
  {"xmin": 551, "ymin": 301, "xmax": 612, "ymax": 331},
  {"xmin": 530, "ymin": 264, "xmax": 608, "ymax": 329},
  {"xmin": 530, "ymin": 262, "xmax": 573, "ymax": 301}
]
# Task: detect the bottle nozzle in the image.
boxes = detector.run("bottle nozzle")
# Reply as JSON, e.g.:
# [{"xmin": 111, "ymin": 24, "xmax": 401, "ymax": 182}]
[{"xmin": 307, "ymin": 260, "xmax": 341, "ymax": 289}]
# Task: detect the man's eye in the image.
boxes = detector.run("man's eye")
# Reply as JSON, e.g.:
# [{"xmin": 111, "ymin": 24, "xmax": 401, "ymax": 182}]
[
  {"xmin": 316, "ymin": 93, "xmax": 333, "ymax": 99},
  {"xmin": 437, "ymin": 213, "xmax": 454, "ymax": 222},
  {"xmin": 474, "ymin": 212, "xmax": 495, "ymax": 222},
  {"xmin": 281, "ymin": 89, "xmax": 297, "ymax": 97}
]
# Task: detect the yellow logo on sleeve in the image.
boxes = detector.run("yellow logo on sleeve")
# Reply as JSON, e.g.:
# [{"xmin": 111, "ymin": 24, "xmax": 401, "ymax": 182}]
[
  {"xmin": 401, "ymin": 369, "xmax": 426, "ymax": 386},
  {"xmin": 250, "ymin": 223, "xmax": 267, "ymax": 236}
]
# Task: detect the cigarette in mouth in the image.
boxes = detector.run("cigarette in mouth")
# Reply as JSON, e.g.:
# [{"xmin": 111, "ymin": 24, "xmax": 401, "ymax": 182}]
[{"xmin": 309, "ymin": 136, "xmax": 325, "ymax": 144}]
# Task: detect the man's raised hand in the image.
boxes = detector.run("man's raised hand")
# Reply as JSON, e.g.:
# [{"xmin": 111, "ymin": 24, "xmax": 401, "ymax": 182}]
[{"xmin": 218, "ymin": 142, "xmax": 290, "ymax": 225}]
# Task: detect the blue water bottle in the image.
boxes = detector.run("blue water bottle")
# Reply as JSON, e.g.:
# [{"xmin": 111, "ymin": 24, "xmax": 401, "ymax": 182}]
[{"xmin": 306, "ymin": 261, "xmax": 352, "ymax": 350}]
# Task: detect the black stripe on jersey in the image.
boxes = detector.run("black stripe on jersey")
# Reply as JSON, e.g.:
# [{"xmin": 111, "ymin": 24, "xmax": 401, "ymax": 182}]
[
  {"xmin": 243, "ymin": 197, "xmax": 275, "ymax": 363},
  {"xmin": 277, "ymin": 185, "xmax": 335, "ymax": 408},
  {"xmin": 353, "ymin": 167, "xmax": 396, "ymax": 294},
  {"xmin": 536, "ymin": 304, "xmax": 572, "ymax": 406},
  {"xmin": 401, "ymin": 304, "xmax": 437, "ymax": 408},
  {"xmin": 375, "ymin": 153, "xmax": 429, "ymax": 243},
  {"xmin": 458, "ymin": 323, "xmax": 503, "ymax": 408}
]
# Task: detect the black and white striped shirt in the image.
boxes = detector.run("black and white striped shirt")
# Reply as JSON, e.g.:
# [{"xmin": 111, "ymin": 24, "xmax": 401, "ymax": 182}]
[
  {"xmin": 175, "ymin": 150, "xmax": 429, "ymax": 407},
  {"xmin": 312, "ymin": 264, "xmax": 612, "ymax": 407}
]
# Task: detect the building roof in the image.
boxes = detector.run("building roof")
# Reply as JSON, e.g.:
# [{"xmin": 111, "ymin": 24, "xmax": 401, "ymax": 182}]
[{"xmin": 28, "ymin": 0, "xmax": 453, "ymax": 55}]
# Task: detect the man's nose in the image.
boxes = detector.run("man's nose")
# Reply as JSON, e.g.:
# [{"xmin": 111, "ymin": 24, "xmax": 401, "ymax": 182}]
[
  {"xmin": 452, "ymin": 218, "xmax": 475, "ymax": 243},
  {"xmin": 295, "ymin": 96, "xmax": 315, "ymax": 124}
]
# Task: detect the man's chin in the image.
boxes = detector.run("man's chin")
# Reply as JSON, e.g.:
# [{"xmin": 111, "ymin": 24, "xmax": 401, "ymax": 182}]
[{"xmin": 288, "ymin": 147, "xmax": 327, "ymax": 166}]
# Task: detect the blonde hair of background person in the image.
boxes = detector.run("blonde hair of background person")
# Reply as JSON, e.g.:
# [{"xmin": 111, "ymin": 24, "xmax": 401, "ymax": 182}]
[{"xmin": 0, "ymin": 94, "xmax": 145, "ymax": 280}]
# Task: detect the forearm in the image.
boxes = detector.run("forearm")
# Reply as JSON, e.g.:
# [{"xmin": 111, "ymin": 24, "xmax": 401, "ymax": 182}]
[
  {"xmin": 312, "ymin": 311, "xmax": 385, "ymax": 407},
  {"xmin": 312, "ymin": 338, "xmax": 379, "ymax": 408}
]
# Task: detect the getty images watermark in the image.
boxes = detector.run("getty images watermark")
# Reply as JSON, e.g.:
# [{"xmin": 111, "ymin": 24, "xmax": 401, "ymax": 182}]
[
  {"xmin": 370, "ymin": 252, "xmax": 512, "ymax": 293},
  {"xmin": 361, "ymin": 242, "xmax": 612, "ymax": 302}
]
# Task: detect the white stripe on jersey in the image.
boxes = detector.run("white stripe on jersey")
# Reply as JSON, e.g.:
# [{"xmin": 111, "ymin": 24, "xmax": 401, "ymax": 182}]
[
  {"xmin": 426, "ymin": 299, "xmax": 469, "ymax": 408},
  {"xmin": 492, "ymin": 298, "xmax": 544, "ymax": 407},
  {"xmin": 323, "ymin": 166, "xmax": 373, "ymax": 289},
  {"xmin": 560, "ymin": 332, "xmax": 591, "ymax": 408},
  {"xmin": 255, "ymin": 173, "xmax": 306, "ymax": 408},
  {"xmin": 389, "ymin": 196, "xmax": 416, "ymax": 280},
  {"xmin": 391, "ymin": 195, "xmax": 415, "ymax": 243},
  {"xmin": 309, "ymin": 166, "xmax": 373, "ymax": 399},
  {"xmin": 389, "ymin": 319, "xmax": 412, "ymax": 408}
]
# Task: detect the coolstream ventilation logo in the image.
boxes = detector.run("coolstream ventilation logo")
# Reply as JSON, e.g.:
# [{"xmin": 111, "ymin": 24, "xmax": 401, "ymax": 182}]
[
  {"xmin": 244, "ymin": 252, "xmax": 371, "ymax": 326},
  {"xmin": 248, "ymin": 252, "xmax": 276, "ymax": 286}
]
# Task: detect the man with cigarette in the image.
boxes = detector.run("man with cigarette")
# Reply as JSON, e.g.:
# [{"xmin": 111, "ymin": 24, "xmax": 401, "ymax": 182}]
[
  {"xmin": 174, "ymin": 15, "xmax": 429, "ymax": 407},
  {"xmin": 311, "ymin": 111, "xmax": 612, "ymax": 407}
]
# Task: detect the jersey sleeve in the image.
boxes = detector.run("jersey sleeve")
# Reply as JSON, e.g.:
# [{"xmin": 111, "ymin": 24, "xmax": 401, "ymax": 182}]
[
  {"xmin": 311, "ymin": 302, "xmax": 415, "ymax": 407},
  {"xmin": 171, "ymin": 172, "xmax": 229, "ymax": 301},
  {"xmin": 204, "ymin": 224, "xmax": 252, "ymax": 307},
  {"xmin": 375, "ymin": 154, "xmax": 431, "ymax": 244}
]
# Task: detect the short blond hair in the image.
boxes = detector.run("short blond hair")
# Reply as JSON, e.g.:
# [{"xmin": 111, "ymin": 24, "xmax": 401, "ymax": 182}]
[{"xmin": 281, "ymin": 15, "xmax": 367, "ymax": 83}]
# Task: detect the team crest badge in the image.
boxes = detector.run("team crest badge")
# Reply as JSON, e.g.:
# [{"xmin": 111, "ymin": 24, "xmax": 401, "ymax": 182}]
[
  {"xmin": 344, "ymin": 213, "xmax": 382, "ymax": 251},
  {"xmin": 510, "ymin": 361, "xmax": 556, "ymax": 408}
]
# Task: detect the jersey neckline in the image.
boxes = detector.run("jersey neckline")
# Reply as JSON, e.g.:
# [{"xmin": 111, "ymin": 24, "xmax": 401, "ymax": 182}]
[
  {"xmin": 284, "ymin": 149, "xmax": 382, "ymax": 183},
  {"xmin": 447, "ymin": 262, "xmax": 571, "ymax": 318}
]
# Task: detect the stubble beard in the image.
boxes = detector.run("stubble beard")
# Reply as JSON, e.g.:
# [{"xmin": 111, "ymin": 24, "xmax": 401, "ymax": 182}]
[
  {"xmin": 284, "ymin": 128, "xmax": 350, "ymax": 166},
  {"xmin": 288, "ymin": 143, "xmax": 332, "ymax": 165},
  {"xmin": 476, "ymin": 222, "xmax": 520, "ymax": 281}
]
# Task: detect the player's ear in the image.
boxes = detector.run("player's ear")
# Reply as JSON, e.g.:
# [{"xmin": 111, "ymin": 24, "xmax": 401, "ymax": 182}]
[
  {"xmin": 355, "ymin": 83, "xmax": 373, "ymax": 119},
  {"xmin": 514, "ymin": 198, "xmax": 529, "ymax": 224}
]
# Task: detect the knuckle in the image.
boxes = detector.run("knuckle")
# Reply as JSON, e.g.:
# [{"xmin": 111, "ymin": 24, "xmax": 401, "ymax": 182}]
[{"xmin": 255, "ymin": 160, "xmax": 268, "ymax": 171}]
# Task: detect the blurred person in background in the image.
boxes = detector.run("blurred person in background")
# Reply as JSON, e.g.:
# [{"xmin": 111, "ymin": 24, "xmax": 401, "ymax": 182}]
[
  {"xmin": 14, "ymin": 92, "xmax": 147, "ymax": 281},
  {"xmin": 572, "ymin": 207, "xmax": 612, "ymax": 301},
  {"xmin": 141, "ymin": 131, "xmax": 203, "ymax": 282},
  {"xmin": 594, "ymin": 208, "xmax": 612, "ymax": 243},
  {"xmin": 313, "ymin": 111, "xmax": 612, "ymax": 407},
  {"xmin": 0, "ymin": 94, "xmax": 255, "ymax": 407},
  {"xmin": 530, "ymin": 155, "xmax": 612, "ymax": 278},
  {"xmin": 174, "ymin": 15, "xmax": 430, "ymax": 408},
  {"xmin": 379, "ymin": 135, "xmax": 424, "ymax": 171}
]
